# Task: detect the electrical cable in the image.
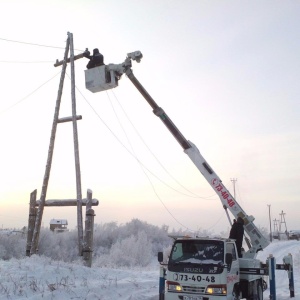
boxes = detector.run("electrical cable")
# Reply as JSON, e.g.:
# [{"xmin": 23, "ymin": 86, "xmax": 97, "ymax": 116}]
[
  {"xmin": 73, "ymin": 84, "xmax": 194, "ymax": 231},
  {"xmin": 106, "ymin": 91, "xmax": 194, "ymax": 232},
  {"xmin": 68, "ymin": 76, "xmax": 222, "ymax": 232},
  {"xmin": 206, "ymin": 211, "xmax": 227, "ymax": 230},
  {"xmin": 71, "ymin": 76, "xmax": 198, "ymax": 200},
  {"xmin": 0, "ymin": 37, "xmax": 84, "ymax": 52},
  {"xmin": 110, "ymin": 89, "xmax": 216, "ymax": 200},
  {"xmin": 74, "ymin": 84, "xmax": 186, "ymax": 193},
  {"xmin": 0, "ymin": 60, "xmax": 53, "ymax": 63},
  {"xmin": 0, "ymin": 71, "xmax": 61, "ymax": 116}
]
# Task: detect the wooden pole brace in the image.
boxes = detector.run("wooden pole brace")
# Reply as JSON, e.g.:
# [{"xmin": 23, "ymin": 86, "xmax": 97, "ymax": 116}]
[
  {"xmin": 83, "ymin": 189, "xmax": 95, "ymax": 267},
  {"xmin": 58, "ymin": 115, "xmax": 82, "ymax": 123},
  {"xmin": 26, "ymin": 190, "xmax": 37, "ymax": 256},
  {"xmin": 30, "ymin": 36, "xmax": 71, "ymax": 255},
  {"xmin": 35, "ymin": 199, "xmax": 99, "ymax": 206}
]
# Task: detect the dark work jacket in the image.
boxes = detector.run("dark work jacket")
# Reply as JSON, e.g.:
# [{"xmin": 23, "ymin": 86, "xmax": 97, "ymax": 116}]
[
  {"xmin": 229, "ymin": 219, "xmax": 244, "ymax": 258},
  {"xmin": 86, "ymin": 53, "xmax": 104, "ymax": 69}
]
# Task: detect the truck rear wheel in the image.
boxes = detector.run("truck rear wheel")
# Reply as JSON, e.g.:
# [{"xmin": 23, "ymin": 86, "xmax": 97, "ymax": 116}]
[
  {"xmin": 256, "ymin": 280, "xmax": 263, "ymax": 300},
  {"xmin": 245, "ymin": 280, "xmax": 263, "ymax": 300}
]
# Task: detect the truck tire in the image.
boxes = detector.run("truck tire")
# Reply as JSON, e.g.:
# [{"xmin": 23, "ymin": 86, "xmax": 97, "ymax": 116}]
[
  {"xmin": 233, "ymin": 287, "xmax": 240, "ymax": 300},
  {"xmin": 256, "ymin": 280, "xmax": 263, "ymax": 300},
  {"xmin": 245, "ymin": 280, "xmax": 263, "ymax": 300},
  {"xmin": 263, "ymin": 279, "xmax": 268, "ymax": 291}
]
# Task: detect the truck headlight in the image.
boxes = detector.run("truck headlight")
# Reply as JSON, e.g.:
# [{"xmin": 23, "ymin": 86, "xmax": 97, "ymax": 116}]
[
  {"xmin": 206, "ymin": 284, "xmax": 227, "ymax": 295},
  {"xmin": 166, "ymin": 281, "xmax": 182, "ymax": 292}
]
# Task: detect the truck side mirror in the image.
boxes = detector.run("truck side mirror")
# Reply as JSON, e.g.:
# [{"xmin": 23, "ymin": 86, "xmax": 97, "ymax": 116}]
[
  {"xmin": 158, "ymin": 252, "xmax": 163, "ymax": 263},
  {"xmin": 225, "ymin": 253, "xmax": 233, "ymax": 270}
]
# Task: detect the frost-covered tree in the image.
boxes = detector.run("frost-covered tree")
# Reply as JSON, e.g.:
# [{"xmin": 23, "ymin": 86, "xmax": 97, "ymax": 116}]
[
  {"xmin": 95, "ymin": 231, "xmax": 153, "ymax": 267},
  {"xmin": 1, "ymin": 219, "xmax": 240, "ymax": 267},
  {"xmin": 92, "ymin": 219, "xmax": 172, "ymax": 257},
  {"xmin": 38, "ymin": 229, "xmax": 78, "ymax": 262},
  {"xmin": 0, "ymin": 233, "xmax": 25, "ymax": 260}
]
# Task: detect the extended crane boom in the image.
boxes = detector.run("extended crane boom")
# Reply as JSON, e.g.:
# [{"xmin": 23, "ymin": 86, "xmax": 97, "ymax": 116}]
[{"xmin": 84, "ymin": 51, "xmax": 270, "ymax": 258}]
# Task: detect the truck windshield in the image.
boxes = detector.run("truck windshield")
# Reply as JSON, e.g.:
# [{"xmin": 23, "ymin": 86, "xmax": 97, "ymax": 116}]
[{"xmin": 169, "ymin": 240, "xmax": 224, "ymax": 265}]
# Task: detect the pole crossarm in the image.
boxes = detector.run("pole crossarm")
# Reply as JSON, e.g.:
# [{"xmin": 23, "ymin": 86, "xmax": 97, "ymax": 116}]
[{"xmin": 54, "ymin": 49, "xmax": 89, "ymax": 67}]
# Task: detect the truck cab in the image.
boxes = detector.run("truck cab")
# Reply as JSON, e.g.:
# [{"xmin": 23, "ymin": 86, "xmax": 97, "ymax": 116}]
[{"xmin": 159, "ymin": 237, "xmax": 240, "ymax": 300}]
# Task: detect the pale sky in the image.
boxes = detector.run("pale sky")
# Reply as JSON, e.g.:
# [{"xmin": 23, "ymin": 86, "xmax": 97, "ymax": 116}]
[{"xmin": 0, "ymin": 0, "xmax": 299, "ymax": 235}]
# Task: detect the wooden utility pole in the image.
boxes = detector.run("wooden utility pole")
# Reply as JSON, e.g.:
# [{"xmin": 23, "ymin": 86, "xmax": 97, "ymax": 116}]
[
  {"xmin": 273, "ymin": 218, "xmax": 279, "ymax": 239},
  {"xmin": 268, "ymin": 204, "xmax": 273, "ymax": 242},
  {"xmin": 230, "ymin": 178, "xmax": 237, "ymax": 199},
  {"xmin": 28, "ymin": 33, "xmax": 96, "ymax": 260},
  {"xmin": 69, "ymin": 32, "xmax": 84, "ymax": 255},
  {"xmin": 279, "ymin": 210, "xmax": 288, "ymax": 239}
]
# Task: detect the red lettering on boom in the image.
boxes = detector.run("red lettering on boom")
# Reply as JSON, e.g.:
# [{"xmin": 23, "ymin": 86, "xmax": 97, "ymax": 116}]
[
  {"xmin": 227, "ymin": 199, "xmax": 235, "ymax": 207},
  {"xmin": 212, "ymin": 178, "xmax": 235, "ymax": 207}
]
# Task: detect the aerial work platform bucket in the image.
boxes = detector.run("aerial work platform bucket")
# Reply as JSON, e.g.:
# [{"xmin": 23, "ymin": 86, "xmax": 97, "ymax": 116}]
[{"xmin": 85, "ymin": 65, "xmax": 118, "ymax": 93}]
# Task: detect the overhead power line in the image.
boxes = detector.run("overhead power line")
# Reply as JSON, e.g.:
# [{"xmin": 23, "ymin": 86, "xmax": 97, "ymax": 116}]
[
  {"xmin": 0, "ymin": 71, "xmax": 61, "ymax": 115},
  {"xmin": 110, "ymin": 89, "xmax": 217, "ymax": 200},
  {"xmin": 0, "ymin": 60, "xmax": 53, "ymax": 63},
  {"xmin": 73, "ymin": 82, "xmax": 195, "ymax": 230},
  {"xmin": 0, "ymin": 37, "xmax": 84, "ymax": 52},
  {"xmin": 73, "ymin": 81, "xmax": 221, "ymax": 232}
]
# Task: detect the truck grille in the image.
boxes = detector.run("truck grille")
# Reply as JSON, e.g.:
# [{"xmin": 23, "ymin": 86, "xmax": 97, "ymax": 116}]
[{"xmin": 182, "ymin": 285, "xmax": 205, "ymax": 293}]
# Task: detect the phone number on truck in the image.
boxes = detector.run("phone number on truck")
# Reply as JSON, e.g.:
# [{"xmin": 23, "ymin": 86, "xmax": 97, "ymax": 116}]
[{"xmin": 173, "ymin": 273, "xmax": 216, "ymax": 282}]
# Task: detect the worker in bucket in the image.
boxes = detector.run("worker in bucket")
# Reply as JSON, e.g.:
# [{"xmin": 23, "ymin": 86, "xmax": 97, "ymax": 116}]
[
  {"xmin": 84, "ymin": 48, "xmax": 104, "ymax": 69},
  {"xmin": 229, "ymin": 216, "xmax": 244, "ymax": 258}
]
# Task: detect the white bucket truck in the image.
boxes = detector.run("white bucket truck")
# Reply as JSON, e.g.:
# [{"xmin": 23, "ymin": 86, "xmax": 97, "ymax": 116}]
[{"xmin": 83, "ymin": 51, "xmax": 275, "ymax": 300}]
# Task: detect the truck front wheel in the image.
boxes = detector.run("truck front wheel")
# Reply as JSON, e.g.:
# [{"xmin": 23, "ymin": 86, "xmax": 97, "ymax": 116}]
[{"xmin": 233, "ymin": 286, "xmax": 240, "ymax": 300}]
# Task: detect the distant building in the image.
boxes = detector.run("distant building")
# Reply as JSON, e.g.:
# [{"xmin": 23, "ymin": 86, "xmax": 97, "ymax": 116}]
[{"xmin": 50, "ymin": 219, "xmax": 68, "ymax": 233}]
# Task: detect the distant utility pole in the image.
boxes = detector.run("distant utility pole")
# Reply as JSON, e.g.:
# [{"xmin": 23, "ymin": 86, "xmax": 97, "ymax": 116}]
[
  {"xmin": 268, "ymin": 204, "xmax": 273, "ymax": 242},
  {"xmin": 273, "ymin": 218, "xmax": 279, "ymax": 239},
  {"xmin": 230, "ymin": 178, "xmax": 237, "ymax": 199},
  {"xmin": 279, "ymin": 210, "xmax": 288, "ymax": 239}
]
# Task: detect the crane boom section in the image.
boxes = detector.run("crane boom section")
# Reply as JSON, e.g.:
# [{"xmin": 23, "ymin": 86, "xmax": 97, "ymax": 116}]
[
  {"xmin": 125, "ymin": 68, "xmax": 270, "ymax": 258},
  {"xmin": 184, "ymin": 142, "xmax": 270, "ymax": 257}
]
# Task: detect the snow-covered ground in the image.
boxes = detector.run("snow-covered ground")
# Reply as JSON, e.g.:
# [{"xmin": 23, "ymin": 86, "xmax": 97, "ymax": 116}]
[
  {"xmin": 0, "ymin": 240, "xmax": 299, "ymax": 299},
  {"xmin": 256, "ymin": 240, "xmax": 300, "ymax": 300}
]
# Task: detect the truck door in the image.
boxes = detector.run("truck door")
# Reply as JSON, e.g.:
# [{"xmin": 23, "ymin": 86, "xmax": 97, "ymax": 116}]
[{"xmin": 226, "ymin": 242, "xmax": 240, "ymax": 298}]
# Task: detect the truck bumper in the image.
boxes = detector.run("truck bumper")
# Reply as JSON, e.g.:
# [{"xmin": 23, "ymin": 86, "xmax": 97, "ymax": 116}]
[{"xmin": 165, "ymin": 293, "xmax": 227, "ymax": 300}]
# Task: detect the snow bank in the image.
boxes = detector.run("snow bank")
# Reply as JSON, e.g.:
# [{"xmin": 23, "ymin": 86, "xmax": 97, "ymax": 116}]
[
  {"xmin": 257, "ymin": 240, "xmax": 300, "ymax": 300},
  {"xmin": 0, "ymin": 255, "xmax": 159, "ymax": 299}
]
